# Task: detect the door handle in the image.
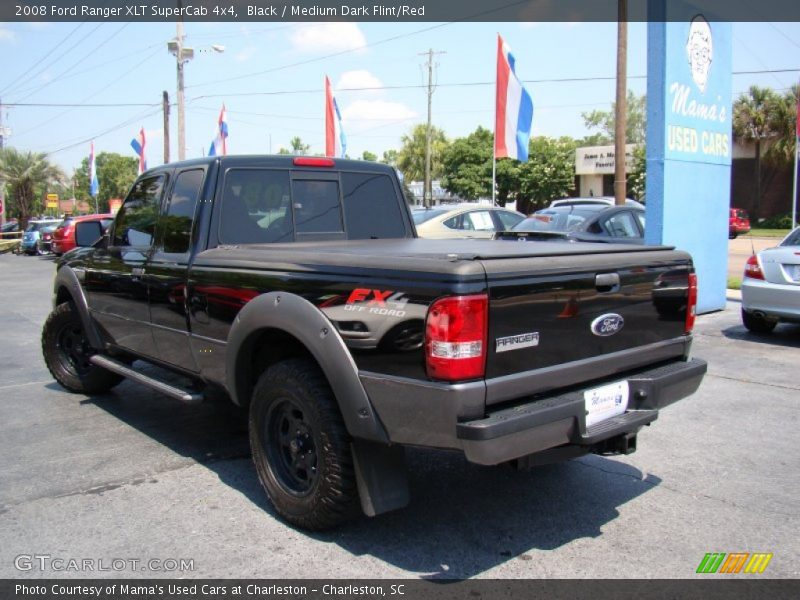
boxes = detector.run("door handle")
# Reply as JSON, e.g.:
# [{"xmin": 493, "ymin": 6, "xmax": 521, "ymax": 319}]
[{"xmin": 595, "ymin": 273, "xmax": 620, "ymax": 293}]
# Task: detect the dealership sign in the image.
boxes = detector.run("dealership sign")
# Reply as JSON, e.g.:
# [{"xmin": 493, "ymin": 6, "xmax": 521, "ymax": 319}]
[
  {"xmin": 646, "ymin": 11, "xmax": 732, "ymax": 314},
  {"xmin": 664, "ymin": 16, "xmax": 732, "ymax": 165},
  {"xmin": 575, "ymin": 144, "xmax": 638, "ymax": 175}
]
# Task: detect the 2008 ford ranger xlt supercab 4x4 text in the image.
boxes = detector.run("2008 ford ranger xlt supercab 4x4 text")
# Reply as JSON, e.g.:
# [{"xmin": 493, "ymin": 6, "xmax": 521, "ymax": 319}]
[{"xmin": 42, "ymin": 156, "xmax": 706, "ymax": 530}]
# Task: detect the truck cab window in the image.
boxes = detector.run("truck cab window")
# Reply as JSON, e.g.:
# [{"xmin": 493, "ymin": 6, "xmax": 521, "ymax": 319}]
[
  {"xmin": 160, "ymin": 169, "xmax": 204, "ymax": 254},
  {"xmin": 342, "ymin": 173, "xmax": 406, "ymax": 239},
  {"xmin": 219, "ymin": 169, "xmax": 292, "ymax": 244},
  {"xmin": 113, "ymin": 175, "xmax": 165, "ymax": 247},
  {"xmin": 292, "ymin": 180, "xmax": 343, "ymax": 234}
]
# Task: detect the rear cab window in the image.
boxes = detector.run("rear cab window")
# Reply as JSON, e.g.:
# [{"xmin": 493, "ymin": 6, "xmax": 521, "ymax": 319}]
[{"xmin": 218, "ymin": 167, "xmax": 408, "ymax": 245}]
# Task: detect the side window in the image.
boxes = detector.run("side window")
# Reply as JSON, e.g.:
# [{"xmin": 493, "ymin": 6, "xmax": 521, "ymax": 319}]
[
  {"xmin": 495, "ymin": 210, "xmax": 524, "ymax": 230},
  {"xmin": 292, "ymin": 180, "xmax": 343, "ymax": 234},
  {"xmin": 603, "ymin": 211, "xmax": 640, "ymax": 238},
  {"xmin": 443, "ymin": 214, "xmax": 468, "ymax": 230},
  {"xmin": 219, "ymin": 169, "xmax": 292, "ymax": 244},
  {"xmin": 113, "ymin": 175, "xmax": 165, "ymax": 247},
  {"xmin": 467, "ymin": 211, "xmax": 497, "ymax": 231},
  {"xmin": 160, "ymin": 169, "xmax": 204, "ymax": 254},
  {"xmin": 341, "ymin": 173, "xmax": 406, "ymax": 239}
]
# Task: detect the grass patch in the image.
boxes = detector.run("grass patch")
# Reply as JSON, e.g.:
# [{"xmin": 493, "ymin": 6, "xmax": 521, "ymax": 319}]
[
  {"xmin": 727, "ymin": 277, "xmax": 742, "ymax": 290},
  {"xmin": 744, "ymin": 229, "xmax": 790, "ymax": 238}
]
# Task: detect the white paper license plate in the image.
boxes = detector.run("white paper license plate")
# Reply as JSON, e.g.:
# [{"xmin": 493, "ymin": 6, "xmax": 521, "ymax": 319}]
[{"xmin": 584, "ymin": 380, "xmax": 629, "ymax": 428}]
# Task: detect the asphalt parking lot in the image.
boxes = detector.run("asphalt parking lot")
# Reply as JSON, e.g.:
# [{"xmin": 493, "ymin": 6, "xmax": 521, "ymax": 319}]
[{"xmin": 0, "ymin": 252, "xmax": 797, "ymax": 579}]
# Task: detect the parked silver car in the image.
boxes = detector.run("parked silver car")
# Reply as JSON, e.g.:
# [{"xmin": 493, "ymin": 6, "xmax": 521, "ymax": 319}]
[{"xmin": 740, "ymin": 226, "xmax": 800, "ymax": 333}]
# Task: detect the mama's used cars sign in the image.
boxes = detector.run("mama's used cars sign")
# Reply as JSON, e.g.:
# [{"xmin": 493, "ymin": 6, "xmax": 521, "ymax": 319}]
[
  {"xmin": 664, "ymin": 16, "xmax": 732, "ymax": 164},
  {"xmin": 647, "ymin": 11, "xmax": 732, "ymax": 313}
]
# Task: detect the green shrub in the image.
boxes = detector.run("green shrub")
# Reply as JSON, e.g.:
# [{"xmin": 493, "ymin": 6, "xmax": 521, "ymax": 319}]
[{"xmin": 758, "ymin": 214, "xmax": 794, "ymax": 229}]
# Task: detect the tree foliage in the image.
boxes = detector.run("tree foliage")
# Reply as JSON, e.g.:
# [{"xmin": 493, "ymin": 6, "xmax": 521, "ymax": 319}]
[
  {"xmin": 441, "ymin": 126, "xmax": 493, "ymax": 201},
  {"xmin": 582, "ymin": 91, "xmax": 647, "ymax": 145},
  {"xmin": 380, "ymin": 149, "xmax": 398, "ymax": 167},
  {"xmin": 440, "ymin": 128, "xmax": 577, "ymax": 213},
  {"xmin": 0, "ymin": 148, "xmax": 65, "ymax": 227},
  {"xmin": 74, "ymin": 152, "xmax": 138, "ymax": 212},
  {"xmin": 732, "ymin": 85, "xmax": 784, "ymax": 218},
  {"xmin": 361, "ymin": 150, "xmax": 377, "ymax": 162},
  {"xmin": 397, "ymin": 124, "xmax": 448, "ymax": 182},
  {"xmin": 516, "ymin": 136, "xmax": 579, "ymax": 214}
]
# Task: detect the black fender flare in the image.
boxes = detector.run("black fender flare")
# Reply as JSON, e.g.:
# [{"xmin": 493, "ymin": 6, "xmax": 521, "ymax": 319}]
[
  {"xmin": 226, "ymin": 291, "xmax": 389, "ymax": 444},
  {"xmin": 53, "ymin": 266, "xmax": 104, "ymax": 350}
]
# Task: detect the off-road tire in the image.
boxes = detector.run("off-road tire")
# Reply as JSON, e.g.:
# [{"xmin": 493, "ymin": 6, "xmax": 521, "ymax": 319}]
[
  {"xmin": 249, "ymin": 358, "xmax": 360, "ymax": 530},
  {"xmin": 741, "ymin": 308, "xmax": 776, "ymax": 334},
  {"xmin": 42, "ymin": 302, "xmax": 123, "ymax": 394}
]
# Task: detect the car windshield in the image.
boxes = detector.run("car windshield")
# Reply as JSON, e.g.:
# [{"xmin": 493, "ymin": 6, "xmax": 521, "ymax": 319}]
[
  {"xmin": 26, "ymin": 222, "xmax": 58, "ymax": 232},
  {"xmin": 412, "ymin": 208, "xmax": 449, "ymax": 225},
  {"xmin": 513, "ymin": 208, "xmax": 598, "ymax": 232}
]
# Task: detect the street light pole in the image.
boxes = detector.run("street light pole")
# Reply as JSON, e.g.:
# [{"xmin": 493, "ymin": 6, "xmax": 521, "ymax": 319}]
[
  {"xmin": 614, "ymin": 0, "xmax": 628, "ymax": 206},
  {"xmin": 168, "ymin": 14, "xmax": 222, "ymax": 163},
  {"xmin": 176, "ymin": 18, "xmax": 188, "ymax": 161}
]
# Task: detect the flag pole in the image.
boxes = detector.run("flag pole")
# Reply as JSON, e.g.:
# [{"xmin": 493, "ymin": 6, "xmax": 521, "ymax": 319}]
[
  {"xmin": 793, "ymin": 86, "xmax": 799, "ymax": 228},
  {"xmin": 492, "ymin": 34, "xmax": 498, "ymax": 206},
  {"xmin": 793, "ymin": 136, "xmax": 798, "ymax": 229}
]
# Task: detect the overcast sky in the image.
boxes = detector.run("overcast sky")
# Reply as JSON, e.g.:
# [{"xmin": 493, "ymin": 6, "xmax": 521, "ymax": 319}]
[{"xmin": 0, "ymin": 20, "xmax": 798, "ymax": 174}]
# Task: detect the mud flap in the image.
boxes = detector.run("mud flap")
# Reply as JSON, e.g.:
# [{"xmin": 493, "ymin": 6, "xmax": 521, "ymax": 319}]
[{"xmin": 351, "ymin": 440, "xmax": 409, "ymax": 517}]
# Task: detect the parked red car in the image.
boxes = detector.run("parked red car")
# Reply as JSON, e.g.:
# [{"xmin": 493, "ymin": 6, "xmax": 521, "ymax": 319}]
[
  {"xmin": 729, "ymin": 208, "xmax": 751, "ymax": 239},
  {"xmin": 51, "ymin": 213, "xmax": 114, "ymax": 255}
]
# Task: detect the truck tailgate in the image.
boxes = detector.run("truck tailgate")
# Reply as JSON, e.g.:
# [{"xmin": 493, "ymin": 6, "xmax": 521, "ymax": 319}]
[{"xmin": 482, "ymin": 248, "xmax": 692, "ymax": 395}]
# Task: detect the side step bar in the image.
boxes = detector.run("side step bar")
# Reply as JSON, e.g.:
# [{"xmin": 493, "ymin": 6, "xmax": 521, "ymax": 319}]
[{"xmin": 90, "ymin": 355, "xmax": 203, "ymax": 404}]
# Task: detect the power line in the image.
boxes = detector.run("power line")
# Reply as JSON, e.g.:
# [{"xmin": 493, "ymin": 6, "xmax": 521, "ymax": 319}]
[
  {"xmin": 0, "ymin": 22, "xmax": 86, "ymax": 96},
  {"xmin": 186, "ymin": 0, "xmax": 533, "ymax": 90},
  {"xmin": 44, "ymin": 106, "xmax": 162, "ymax": 156},
  {"xmin": 6, "ymin": 23, "xmax": 106, "ymax": 101},
  {"xmin": 4, "ymin": 67, "xmax": 799, "ymax": 110},
  {"xmin": 12, "ymin": 23, "xmax": 133, "ymax": 104},
  {"xmin": 14, "ymin": 46, "xmax": 163, "ymax": 140}
]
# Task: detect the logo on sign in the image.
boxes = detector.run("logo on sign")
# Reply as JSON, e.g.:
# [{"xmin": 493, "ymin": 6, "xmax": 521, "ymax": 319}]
[{"xmin": 590, "ymin": 314, "xmax": 624, "ymax": 337}]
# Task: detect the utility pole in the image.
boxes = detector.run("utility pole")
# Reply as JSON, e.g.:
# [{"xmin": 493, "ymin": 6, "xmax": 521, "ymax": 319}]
[
  {"xmin": 0, "ymin": 96, "xmax": 7, "ymax": 228},
  {"xmin": 614, "ymin": 0, "xmax": 628, "ymax": 206},
  {"xmin": 419, "ymin": 49, "xmax": 445, "ymax": 208},
  {"xmin": 162, "ymin": 91, "xmax": 171, "ymax": 164},
  {"xmin": 168, "ymin": 2, "xmax": 194, "ymax": 161}
]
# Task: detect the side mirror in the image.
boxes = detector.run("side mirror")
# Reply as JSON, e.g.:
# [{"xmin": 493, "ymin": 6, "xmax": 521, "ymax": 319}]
[{"xmin": 75, "ymin": 220, "xmax": 105, "ymax": 248}]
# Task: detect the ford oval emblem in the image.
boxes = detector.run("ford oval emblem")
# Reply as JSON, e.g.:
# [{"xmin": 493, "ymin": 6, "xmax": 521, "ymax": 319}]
[{"xmin": 591, "ymin": 313, "xmax": 625, "ymax": 337}]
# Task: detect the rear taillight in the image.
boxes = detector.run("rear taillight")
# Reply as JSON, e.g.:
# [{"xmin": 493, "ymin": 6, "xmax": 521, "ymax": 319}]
[
  {"xmin": 425, "ymin": 294, "xmax": 488, "ymax": 382},
  {"xmin": 743, "ymin": 254, "xmax": 764, "ymax": 280},
  {"xmin": 685, "ymin": 273, "xmax": 698, "ymax": 334}
]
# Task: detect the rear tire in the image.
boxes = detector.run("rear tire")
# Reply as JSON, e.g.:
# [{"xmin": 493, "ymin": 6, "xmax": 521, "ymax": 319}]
[
  {"xmin": 249, "ymin": 358, "xmax": 360, "ymax": 530},
  {"xmin": 42, "ymin": 302, "xmax": 123, "ymax": 394},
  {"xmin": 741, "ymin": 308, "xmax": 776, "ymax": 334}
]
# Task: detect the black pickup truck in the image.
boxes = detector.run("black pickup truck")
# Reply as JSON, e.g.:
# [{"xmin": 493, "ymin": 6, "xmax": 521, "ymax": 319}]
[{"xmin": 42, "ymin": 156, "xmax": 706, "ymax": 530}]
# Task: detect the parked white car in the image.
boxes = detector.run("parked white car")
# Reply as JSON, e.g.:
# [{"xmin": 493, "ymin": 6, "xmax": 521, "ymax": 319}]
[
  {"xmin": 412, "ymin": 205, "xmax": 524, "ymax": 239},
  {"xmin": 740, "ymin": 226, "xmax": 800, "ymax": 333}
]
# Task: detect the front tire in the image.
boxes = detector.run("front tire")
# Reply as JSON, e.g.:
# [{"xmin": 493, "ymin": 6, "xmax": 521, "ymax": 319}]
[
  {"xmin": 249, "ymin": 358, "xmax": 359, "ymax": 530},
  {"xmin": 42, "ymin": 302, "xmax": 123, "ymax": 394},
  {"xmin": 741, "ymin": 308, "xmax": 776, "ymax": 334}
]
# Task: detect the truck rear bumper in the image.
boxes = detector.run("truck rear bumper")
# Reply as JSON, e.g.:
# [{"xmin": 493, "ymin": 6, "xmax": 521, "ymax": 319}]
[{"xmin": 457, "ymin": 358, "xmax": 706, "ymax": 465}]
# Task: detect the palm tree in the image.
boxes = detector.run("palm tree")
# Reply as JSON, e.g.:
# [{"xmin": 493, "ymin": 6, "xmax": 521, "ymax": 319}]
[
  {"xmin": 0, "ymin": 148, "xmax": 65, "ymax": 229},
  {"xmin": 397, "ymin": 123, "xmax": 448, "ymax": 183},
  {"xmin": 732, "ymin": 86, "xmax": 780, "ymax": 219},
  {"xmin": 765, "ymin": 83, "xmax": 800, "ymax": 166}
]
